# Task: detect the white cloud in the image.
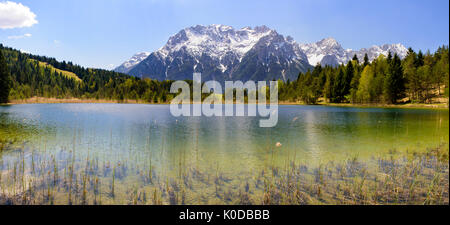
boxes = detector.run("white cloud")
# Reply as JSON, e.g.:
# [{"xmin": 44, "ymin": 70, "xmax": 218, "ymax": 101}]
[
  {"xmin": 0, "ymin": 1, "xmax": 38, "ymax": 29},
  {"xmin": 7, "ymin": 33, "xmax": 32, "ymax": 39}
]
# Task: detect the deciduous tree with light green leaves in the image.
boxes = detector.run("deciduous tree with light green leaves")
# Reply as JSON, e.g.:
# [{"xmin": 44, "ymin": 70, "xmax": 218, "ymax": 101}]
[{"xmin": 356, "ymin": 65, "xmax": 374, "ymax": 103}]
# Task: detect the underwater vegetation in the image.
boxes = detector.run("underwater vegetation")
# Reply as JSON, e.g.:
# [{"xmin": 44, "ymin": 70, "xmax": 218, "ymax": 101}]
[
  {"xmin": 0, "ymin": 104, "xmax": 448, "ymax": 205},
  {"xmin": 0, "ymin": 141, "xmax": 447, "ymax": 205}
]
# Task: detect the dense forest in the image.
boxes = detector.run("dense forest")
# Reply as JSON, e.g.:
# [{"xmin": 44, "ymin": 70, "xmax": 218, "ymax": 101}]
[
  {"xmin": 0, "ymin": 44, "xmax": 175, "ymax": 103},
  {"xmin": 279, "ymin": 46, "xmax": 449, "ymax": 104},
  {"xmin": 0, "ymin": 44, "xmax": 448, "ymax": 105}
]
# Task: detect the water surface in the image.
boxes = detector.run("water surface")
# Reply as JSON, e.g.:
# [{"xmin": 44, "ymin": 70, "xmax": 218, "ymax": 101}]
[{"xmin": 0, "ymin": 104, "xmax": 448, "ymax": 204}]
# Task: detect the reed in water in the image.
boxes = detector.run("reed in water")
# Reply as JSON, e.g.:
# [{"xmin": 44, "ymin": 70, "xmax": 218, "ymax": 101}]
[{"xmin": 0, "ymin": 140, "xmax": 447, "ymax": 205}]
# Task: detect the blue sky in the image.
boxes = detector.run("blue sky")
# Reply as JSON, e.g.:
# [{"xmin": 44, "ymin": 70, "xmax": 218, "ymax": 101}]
[{"xmin": 0, "ymin": 0, "xmax": 448, "ymax": 69}]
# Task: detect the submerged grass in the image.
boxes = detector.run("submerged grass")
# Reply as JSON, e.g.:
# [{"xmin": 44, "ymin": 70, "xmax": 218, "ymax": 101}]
[
  {"xmin": 0, "ymin": 140, "xmax": 447, "ymax": 205},
  {"xmin": 0, "ymin": 139, "xmax": 13, "ymax": 153}
]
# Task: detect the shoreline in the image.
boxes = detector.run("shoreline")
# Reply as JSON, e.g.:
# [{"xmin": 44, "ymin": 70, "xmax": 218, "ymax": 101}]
[{"xmin": 3, "ymin": 97, "xmax": 449, "ymax": 109}]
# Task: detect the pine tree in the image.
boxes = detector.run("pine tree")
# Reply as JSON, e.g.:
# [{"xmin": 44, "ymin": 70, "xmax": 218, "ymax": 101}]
[
  {"xmin": 334, "ymin": 67, "xmax": 346, "ymax": 102},
  {"xmin": 384, "ymin": 53, "xmax": 405, "ymax": 104},
  {"xmin": 324, "ymin": 70, "xmax": 335, "ymax": 102},
  {"xmin": 363, "ymin": 53, "xmax": 370, "ymax": 67},
  {"xmin": 344, "ymin": 60, "xmax": 354, "ymax": 97},
  {"xmin": 403, "ymin": 48, "xmax": 419, "ymax": 100},
  {"xmin": 387, "ymin": 51, "xmax": 392, "ymax": 65},
  {"xmin": 349, "ymin": 71, "xmax": 361, "ymax": 103},
  {"xmin": 352, "ymin": 54, "xmax": 359, "ymax": 64},
  {"xmin": 416, "ymin": 50, "xmax": 424, "ymax": 67},
  {"xmin": 0, "ymin": 48, "xmax": 12, "ymax": 103}
]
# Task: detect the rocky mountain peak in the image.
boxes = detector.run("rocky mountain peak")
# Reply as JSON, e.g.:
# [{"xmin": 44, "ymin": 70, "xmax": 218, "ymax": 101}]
[
  {"xmin": 114, "ymin": 52, "xmax": 150, "ymax": 74},
  {"xmin": 115, "ymin": 24, "xmax": 409, "ymax": 81},
  {"xmin": 123, "ymin": 25, "xmax": 311, "ymax": 81}
]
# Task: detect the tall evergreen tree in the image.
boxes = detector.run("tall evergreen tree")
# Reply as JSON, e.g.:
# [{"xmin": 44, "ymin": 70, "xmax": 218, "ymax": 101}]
[
  {"xmin": 384, "ymin": 53, "xmax": 405, "ymax": 104},
  {"xmin": 0, "ymin": 48, "xmax": 12, "ymax": 103},
  {"xmin": 416, "ymin": 50, "xmax": 424, "ymax": 67},
  {"xmin": 324, "ymin": 69, "xmax": 335, "ymax": 103},
  {"xmin": 349, "ymin": 71, "xmax": 361, "ymax": 103},
  {"xmin": 352, "ymin": 54, "xmax": 359, "ymax": 64},
  {"xmin": 363, "ymin": 53, "xmax": 370, "ymax": 67},
  {"xmin": 334, "ymin": 66, "xmax": 346, "ymax": 102},
  {"xmin": 403, "ymin": 48, "xmax": 419, "ymax": 100},
  {"xmin": 387, "ymin": 51, "xmax": 393, "ymax": 65},
  {"xmin": 344, "ymin": 60, "xmax": 354, "ymax": 96}
]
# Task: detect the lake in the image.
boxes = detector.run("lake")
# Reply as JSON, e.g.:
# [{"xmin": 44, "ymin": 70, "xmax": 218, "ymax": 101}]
[{"xmin": 0, "ymin": 104, "xmax": 448, "ymax": 204}]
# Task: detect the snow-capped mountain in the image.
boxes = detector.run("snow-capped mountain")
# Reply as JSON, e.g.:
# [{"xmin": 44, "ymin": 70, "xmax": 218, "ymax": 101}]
[
  {"xmin": 114, "ymin": 52, "xmax": 150, "ymax": 74},
  {"xmin": 128, "ymin": 25, "xmax": 311, "ymax": 82},
  {"xmin": 117, "ymin": 25, "xmax": 409, "ymax": 81},
  {"xmin": 299, "ymin": 38, "xmax": 349, "ymax": 67},
  {"xmin": 349, "ymin": 43, "xmax": 409, "ymax": 63},
  {"xmin": 300, "ymin": 38, "xmax": 408, "ymax": 66}
]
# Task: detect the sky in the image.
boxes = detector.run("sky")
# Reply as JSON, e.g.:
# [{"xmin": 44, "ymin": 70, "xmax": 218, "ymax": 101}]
[{"xmin": 0, "ymin": 0, "xmax": 449, "ymax": 70}]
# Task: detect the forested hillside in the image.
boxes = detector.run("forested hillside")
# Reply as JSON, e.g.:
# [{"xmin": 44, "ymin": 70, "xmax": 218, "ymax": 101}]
[
  {"xmin": 0, "ymin": 44, "xmax": 175, "ymax": 103},
  {"xmin": 279, "ymin": 46, "xmax": 449, "ymax": 104}
]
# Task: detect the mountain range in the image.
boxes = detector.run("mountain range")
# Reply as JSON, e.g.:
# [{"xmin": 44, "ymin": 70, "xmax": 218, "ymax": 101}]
[
  {"xmin": 299, "ymin": 37, "xmax": 408, "ymax": 67},
  {"xmin": 115, "ymin": 25, "xmax": 408, "ymax": 81}
]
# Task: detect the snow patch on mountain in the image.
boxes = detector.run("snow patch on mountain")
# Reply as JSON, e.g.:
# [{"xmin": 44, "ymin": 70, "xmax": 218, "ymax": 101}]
[
  {"xmin": 116, "ymin": 25, "xmax": 409, "ymax": 80},
  {"xmin": 127, "ymin": 25, "xmax": 311, "ymax": 81},
  {"xmin": 156, "ymin": 24, "xmax": 274, "ymax": 62},
  {"xmin": 300, "ymin": 38, "xmax": 408, "ymax": 66},
  {"xmin": 114, "ymin": 52, "xmax": 150, "ymax": 73}
]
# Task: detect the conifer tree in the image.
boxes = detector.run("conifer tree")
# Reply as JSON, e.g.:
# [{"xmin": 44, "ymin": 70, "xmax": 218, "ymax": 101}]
[
  {"xmin": 384, "ymin": 53, "xmax": 405, "ymax": 104},
  {"xmin": 387, "ymin": 51, "xmax": 392, "ymax": 65},
  {"xmin": 334, "ymin": 66, "xmax": 346, "ymax": 102},
  {"xmin": 352, "ymin": 54, "xmax": 359, "ymax": 64},
  {"xmin": 344, "ymin": 60, "xmax": 354, "ymax": 96},
  {"xmin": 0, "ymin": 48, "xmax": 12, "ymax": 103},
  {"xmin": 403, "ymin": 48, "xmax": 418, "ymax": 100},
  {"xmin": 416, "ymin": 50, "xmax": 424, "ymax": 67},
  {"xmin": 363, "ymin": 53, "xmax": 370, "ymax": 67}
]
